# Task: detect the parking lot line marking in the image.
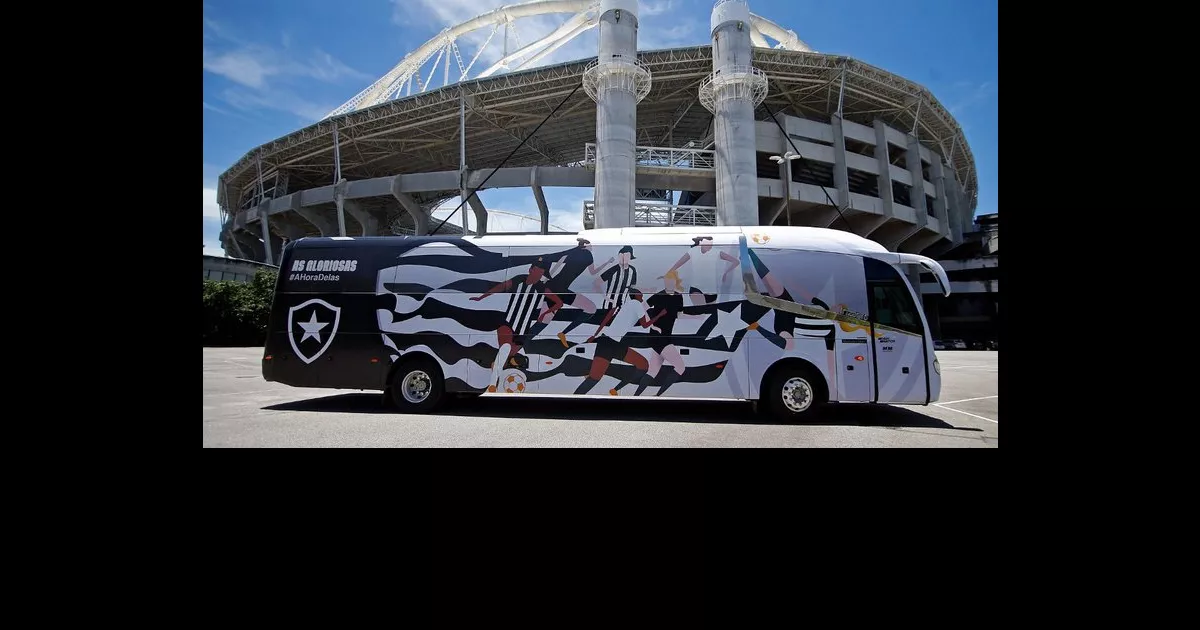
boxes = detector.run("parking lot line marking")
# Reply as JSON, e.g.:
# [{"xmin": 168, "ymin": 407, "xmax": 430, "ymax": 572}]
[
  {"xmin": 938, "ymin": 365, "xmax": 997, "ymax": 369},
  {"xmin": 937, "ymin": 395, "xmax": 998, "ymax": 405},
  {"xmin": 933, "ymin": 404, "xmax": 998, "ymax": 424}
]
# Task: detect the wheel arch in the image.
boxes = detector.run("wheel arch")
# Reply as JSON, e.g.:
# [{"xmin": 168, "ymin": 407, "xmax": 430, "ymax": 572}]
[
  {"xmin": 759, "ymin": 357, "xmax": 829, "ymax": 405},
  {"xmin": 384, "ymin": 351, "xmax": 444, "ymax": 391}
]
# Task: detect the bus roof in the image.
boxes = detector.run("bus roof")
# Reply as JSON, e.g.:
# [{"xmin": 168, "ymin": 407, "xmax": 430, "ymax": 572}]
[{"xmin": 288, "ymin": 226, "xmax": 891, "ymax": 257}]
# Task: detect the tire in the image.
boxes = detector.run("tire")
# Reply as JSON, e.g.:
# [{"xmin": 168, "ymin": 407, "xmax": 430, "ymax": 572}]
[
  {"xmin": 764, "ymin": 365, "xmax": 827, "ymax": 422},
  {"xmin": 389, "ymin": 357, "xmax": 446, "ymax": 413}
]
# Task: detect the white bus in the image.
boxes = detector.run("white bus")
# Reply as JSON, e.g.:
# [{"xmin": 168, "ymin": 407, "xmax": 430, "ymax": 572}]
[{"xmin": 263, "ymin": 225, "xmax": 951, "ymax": 421}]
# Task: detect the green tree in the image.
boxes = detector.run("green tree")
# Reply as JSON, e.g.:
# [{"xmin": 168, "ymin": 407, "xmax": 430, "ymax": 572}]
[{"xmin": 203, "ymin": 270, "xmax": 279, "ymax": 346}]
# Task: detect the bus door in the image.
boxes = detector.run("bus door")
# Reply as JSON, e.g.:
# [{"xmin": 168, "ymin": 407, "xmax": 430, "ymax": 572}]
[
  {"xmin": 837, "ymin": 319, "xmax": 874, "ymax": 403},
  {"xmin": 864, "ymin": 257, "xmax": 929, "ymax": 404}
]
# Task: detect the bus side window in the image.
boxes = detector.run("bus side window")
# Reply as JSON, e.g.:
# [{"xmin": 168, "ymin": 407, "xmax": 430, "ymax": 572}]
[
  {"xmin": 864, "ymin": 258, "xmax": 922, "ymax": 335},
  {"xmin": 873, "ymin": 284, "xmax": 919, "ymax": 332},
  {"xmin": 872, "ymin": 286, "xmax": 895, "ymax": 326}
]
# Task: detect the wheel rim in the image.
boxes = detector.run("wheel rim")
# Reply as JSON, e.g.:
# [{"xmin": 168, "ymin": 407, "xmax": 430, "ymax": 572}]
[
  {"xmin": 401, "ymin": 370, "xmax": 432, "ymax": 404},
  {"xmin": 781, "ymin": 377, "xmax": 813, "ymax": 413}
]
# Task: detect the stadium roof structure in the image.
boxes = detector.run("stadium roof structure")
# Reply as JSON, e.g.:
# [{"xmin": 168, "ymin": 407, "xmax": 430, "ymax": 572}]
[{"xmin": 217, "ymin": 45, "xmax": 978, "ymax": 222}]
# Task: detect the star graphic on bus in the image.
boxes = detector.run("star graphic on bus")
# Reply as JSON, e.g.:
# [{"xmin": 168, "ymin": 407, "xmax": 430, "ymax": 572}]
[
  {"xmin": 297, "ymin": 311, "xmax": 328, "ymax": 343},
  {"xmin": 286, "ymin": 298, "xmax": 342, "ymax": 365},
  {"xmin": 705, "ymin": 303, "xmax": 744, "ymax": 346}
]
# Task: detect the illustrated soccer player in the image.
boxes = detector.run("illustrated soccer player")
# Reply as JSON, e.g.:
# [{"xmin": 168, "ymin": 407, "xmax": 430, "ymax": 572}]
[{"xmin": 573, "ymin": 288, "xmax": 665, "ymax": 395}]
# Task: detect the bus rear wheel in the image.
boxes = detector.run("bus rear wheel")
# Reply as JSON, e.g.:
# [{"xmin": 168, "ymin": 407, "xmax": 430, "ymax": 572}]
[
  {"xmin": 765, "ymin": 365, "xmax": 827, "ymax": 422},
  {"xmin": 389, "ymin": 357, "xmax": 446, "ymax": 413}
]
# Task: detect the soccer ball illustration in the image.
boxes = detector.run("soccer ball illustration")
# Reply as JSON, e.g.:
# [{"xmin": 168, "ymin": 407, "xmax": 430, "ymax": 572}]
[
  {"xmin": 501, "ymin": 369, "xmax": 527, "ymax": 393},
  {"xmin": 751, "ymin": 232, "xmax": 771, "ymax": 244}
]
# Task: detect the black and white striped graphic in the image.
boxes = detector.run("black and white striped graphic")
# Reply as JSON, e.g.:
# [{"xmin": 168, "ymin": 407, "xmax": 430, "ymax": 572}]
[
  {"xmin": 505, "ymin": 278, "xmax": 545, "ymax": 335},
  {"xmin": 601, "ymin": 265, "xmax": 638, "ymax": 309}
]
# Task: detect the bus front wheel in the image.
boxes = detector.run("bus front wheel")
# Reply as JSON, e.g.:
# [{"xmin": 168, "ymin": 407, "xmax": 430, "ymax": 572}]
[
  {"xmin": 765, "ymin": 365, "xmax": 827, "ymax": 422},
  {"xmin": 389, "ymin": 357, "xmax": 446, "ymax": 413}
]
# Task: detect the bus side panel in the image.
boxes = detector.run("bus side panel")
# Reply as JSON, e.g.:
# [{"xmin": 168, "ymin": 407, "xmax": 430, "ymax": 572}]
[
  {"xmin": 376, "ymin": 241, "xmax": 521, "ymax": 393},
  {"xmin": 864, "ymin": 257, "xmax": 929, "ymax": 404},
  {"xmin": 527, "ymin": 238, "xmax": 753, "ymax": 400},
  {"xmin": 835, "ymin": 256, "xmax": 874, "ymax": 402},
  {"xmin": 263, "ymin": 243, "xmax": 395, "ymax": 390},
  {"xmin": 740, "ymin": 248, "xmax": 869, "ymax": 402}
]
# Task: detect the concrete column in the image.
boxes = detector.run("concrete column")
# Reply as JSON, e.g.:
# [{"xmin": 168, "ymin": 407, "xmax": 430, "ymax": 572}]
[
  {"xmin": 853, "ymin": 215, "xmax": 889, "ymax": 239},
  {"xmin": 765, "ymin": 156, "xmax": 791, "ymax": 225},
  {"xmin": 929, "ymin": 156, "xmax": 951, "ymax": 239},
  {"xmin": 922, "ymin": 239, "xmax": 956, "ymax": 260},
  {"xmin": 223, "ymin": 229, "xmax": 245, "ymax": 259},
  {"xmin": 586, "ymin": 0, "xmax": 645, "ymax": 229},
  {"xmin": 233, "ymin": 230, "xmax": 265, "ymax": 262},
  {"xmin": 904, "ymin": 265, "xmax": 923, "ymax": 298},
  {"xmin": 466, "ymin": 195, "xmax": 488, "ymax": 235},
  {"xmin": 254, "ymin": 206, "xmax": 274, "ymax": 265},
  {"xmin": 709, "ymin": 0, "xmax": 763, "ymax": 226},
  {"xmin": 943, "ymin": 167, "xmax": 964, "ymax": 243},
  {"xmin": 268, "ymin": 233, "xmax": 284, "ymax": 265},
  {"xmin": 905, "ymin": 135, "xmax": 929, "ymax": 229},
  {"xmin": 871, "ymin": 120, "xmax": 896, "ymax": 227},
  {"xmin": 343, "ymin": 200, "xmax": 380, "ymax": 236},
  {"xmin": 392, "ymin": 186, "xmax": 430, "ymax": 235},
  {"xmin": 925, "ymin": 295, "xmax": 942, "ymax": 339},
  {"xmin": 831, "ymin": 114, "xmax": 850, "ymax": 212},
  {"xmin": 899, "ymin": 229, "xmax": 942, "ymax": 254},
  {"xmin": 885, "ymin": 224, "xmax": 922, "ymax": 251},
  {"xmin": 296, "ymin": 206, "xmax": 337, "ymax": 236},
  {"xmin": 334, "ymin": 179, "xmax": 348, "ymax": 237},
  {"xmin": 272, "ymin": 216, "xmax": 308, "ymax": 241},
  {"xmin": 531, "ymin": 166, "xmax": 550, "ymax": 235}
]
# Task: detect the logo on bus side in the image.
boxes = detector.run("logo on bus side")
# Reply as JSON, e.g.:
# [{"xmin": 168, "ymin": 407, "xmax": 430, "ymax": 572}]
[
  {"xmin": 291, "ymin": 259, "xmax": 358, "ymax": 272},
  {"xmin": 289, "ymin": 259, "xmax": 357, "ymax": 282},
  {"xmin": 288, "ymin": 298, "xmax": 342, "ymax": 364}
]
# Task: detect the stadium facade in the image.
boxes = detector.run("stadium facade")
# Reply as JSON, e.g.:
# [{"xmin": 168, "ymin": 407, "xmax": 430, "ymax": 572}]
[{"xmin": 213, "ymin": 0, "xmax": 991, "ymax": 341}]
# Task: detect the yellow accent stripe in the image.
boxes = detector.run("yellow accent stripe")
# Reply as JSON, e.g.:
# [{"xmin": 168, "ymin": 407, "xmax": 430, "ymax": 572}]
[{"xmin": 743, "ymin": 282, "xmax": 922, "ymax": 339}]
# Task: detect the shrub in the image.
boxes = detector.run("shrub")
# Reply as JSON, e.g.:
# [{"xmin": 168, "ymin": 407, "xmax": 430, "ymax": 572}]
[{"xmin": 203, "ymin": 270, "xmax": 278, "ymax": 346}]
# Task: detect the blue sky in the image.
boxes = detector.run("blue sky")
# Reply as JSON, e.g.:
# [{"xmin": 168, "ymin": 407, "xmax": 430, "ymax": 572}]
[{"xmin": 203, "ymin": 0, "xmax": 997, "ymax": 256}]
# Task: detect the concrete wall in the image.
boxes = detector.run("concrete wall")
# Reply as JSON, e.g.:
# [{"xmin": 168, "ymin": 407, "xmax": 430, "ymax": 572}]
[
  {"xmin": 753, "ymin": 113, "xmax": 967, "ymax": 254},
  {"xmin": 226, "ymin": 114, "xmax": 968, "ymax": 261},
  {"xmin": 203, "ymin": 254, "xmax": 278, "ymax": 283}
]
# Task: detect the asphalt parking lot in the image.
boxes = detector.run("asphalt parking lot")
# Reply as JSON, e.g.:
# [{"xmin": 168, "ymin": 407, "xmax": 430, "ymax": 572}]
[{"xmin": 203, "ymin": 347, "xmax": 998, "ymax": 447}]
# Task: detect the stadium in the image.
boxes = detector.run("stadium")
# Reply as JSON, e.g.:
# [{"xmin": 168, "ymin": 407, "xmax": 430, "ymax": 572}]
[{"xmin": 216, "ymin": 0, "xmax": 979, "ymax": 280}]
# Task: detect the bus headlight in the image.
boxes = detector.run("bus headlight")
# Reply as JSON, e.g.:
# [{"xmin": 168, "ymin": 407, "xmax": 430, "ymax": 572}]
[{"xmin": 933, "ymin": 358, "xmax": 941, "ymax": 375}]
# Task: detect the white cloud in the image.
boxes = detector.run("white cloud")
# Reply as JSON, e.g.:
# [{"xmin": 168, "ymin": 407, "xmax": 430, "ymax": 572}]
[
  {"xmin": 394, "ymin": 0, "xmax": 704, "ymax": 86},
  {"xmin": 203, "ymin": 49, "xmax": 273, "ymax": 88},
  {"xmin": 398, "ymin": 0, "xmax": 700, "ymax": 76},
  {"xmin": 203, "ymin": 163, "xmax": 223, "ymax": 188},
  {"xmin": 641, "ymin": 1, "xmax": 676, "ymax": 17},
  {"xmin": 203, "ymin": 14, "xmax": 370, "ymax": 122},
  {"xmin": 640, "ymin": 20, "xmax": 704, "ymax": 50},
  {"xmin": 203, "ymin": 214, "xmax": 226, "ymax": 257},
  {"xmin": 949, "ymin": 80, "xmax": 997, "ymax": 116},
  {"xmin": 396, "ymin": 0, "xmax": 598, "ymax": 78},
  {"xmin": 204, "ymin": 187, "xmax": 221, "ymax": 219},
  {"xmin": 221, "ymin": 87, "xmax": 336, "ymax": 123}
]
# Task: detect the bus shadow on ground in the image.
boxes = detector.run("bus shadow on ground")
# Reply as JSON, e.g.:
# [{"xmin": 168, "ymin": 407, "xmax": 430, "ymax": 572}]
[{"xmin": 265, "ymin": 393, "xmax": 977, "ymax": 430}]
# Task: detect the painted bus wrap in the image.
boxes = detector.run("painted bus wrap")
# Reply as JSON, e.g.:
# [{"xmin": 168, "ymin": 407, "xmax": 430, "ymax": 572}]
[{"xmin": 262, "ymin": 226, "xmax": 948, "ymax": 418}]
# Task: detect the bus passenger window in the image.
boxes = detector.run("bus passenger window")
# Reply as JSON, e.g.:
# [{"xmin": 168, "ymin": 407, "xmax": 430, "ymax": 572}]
[
  {"xmin": 873, "ymin": 286, "xmax": 895, "ymax": 327},
  {"xmin": 871, "ymin": 284, "xmax": 920, "ymax": 334},
  {"xmin": 864, "ymin": 258, "xmax": 923, "ymax": 336}
]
